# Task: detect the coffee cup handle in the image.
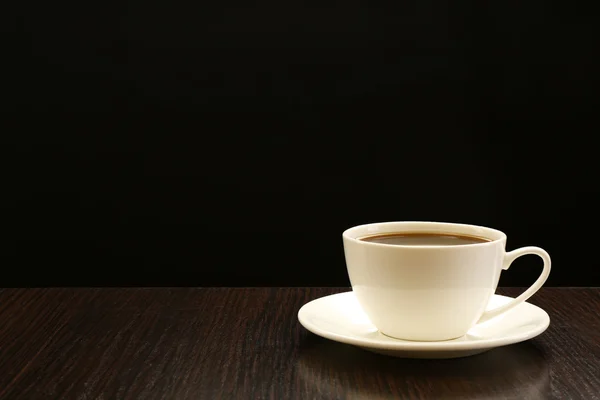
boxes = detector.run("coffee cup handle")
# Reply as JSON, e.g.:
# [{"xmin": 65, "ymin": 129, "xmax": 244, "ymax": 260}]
[{"xmin": 478, "ymin": 246, "xmax": 551, "ymax": 324}]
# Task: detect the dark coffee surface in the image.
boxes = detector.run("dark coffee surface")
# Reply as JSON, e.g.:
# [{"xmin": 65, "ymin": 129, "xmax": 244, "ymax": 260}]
[{"xmin": 359, "ymin": 232, "xmax": 491, "ymax": 246}]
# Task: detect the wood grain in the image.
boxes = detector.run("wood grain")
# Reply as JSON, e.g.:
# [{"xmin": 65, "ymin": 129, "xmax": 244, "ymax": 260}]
[{"xmin": 0, "ymin": 288, "xmax": 598, "ymax": 399}]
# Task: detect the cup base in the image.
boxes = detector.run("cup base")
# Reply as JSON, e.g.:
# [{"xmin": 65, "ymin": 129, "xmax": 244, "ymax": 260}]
[{"xmin": 379, "ymin": 331, "xmax": 465, "ymax": 342}]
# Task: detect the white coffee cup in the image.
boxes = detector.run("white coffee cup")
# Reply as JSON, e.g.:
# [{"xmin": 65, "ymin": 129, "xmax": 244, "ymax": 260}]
[{"xmin": 342, "ymin": 221, "xmax": 551, "ymax": 341}]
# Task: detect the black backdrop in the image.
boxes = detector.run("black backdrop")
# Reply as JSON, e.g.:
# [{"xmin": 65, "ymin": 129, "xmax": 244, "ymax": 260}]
[{"xmin": 6, "ymin": 0, "xmax": 600, "ymax": 287}]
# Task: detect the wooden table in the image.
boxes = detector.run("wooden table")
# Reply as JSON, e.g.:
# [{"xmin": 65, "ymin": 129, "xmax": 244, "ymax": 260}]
[{"xmin": 0, "ymin": 288, "xmax": 598, "ymax": 399}]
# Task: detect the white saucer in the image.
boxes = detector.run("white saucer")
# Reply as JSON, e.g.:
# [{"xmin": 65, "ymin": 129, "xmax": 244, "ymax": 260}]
[{"xmin": 298, "ymin": 292, "xmax": 550, "ymax": 359}]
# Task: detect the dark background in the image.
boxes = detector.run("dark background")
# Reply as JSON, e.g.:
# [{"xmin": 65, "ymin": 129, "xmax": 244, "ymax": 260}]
[{"xmin": 5, "ymin": 0, "xmax": 599, "ymax": 287}]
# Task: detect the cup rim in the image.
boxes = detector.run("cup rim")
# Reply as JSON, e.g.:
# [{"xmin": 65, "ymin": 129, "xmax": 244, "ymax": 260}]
[{"xmin": 342, "ymin": 221, "xmax": 507, "ymax": 249}]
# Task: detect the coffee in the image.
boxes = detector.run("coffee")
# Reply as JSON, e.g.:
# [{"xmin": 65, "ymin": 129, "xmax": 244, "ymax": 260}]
[
  {"xmin": 344, "ymin": 222, "xmax": 551, "ymax": 341},
  {"xmin": 359, "ymin": 232, "xmax": 491, "ymax": 246}
]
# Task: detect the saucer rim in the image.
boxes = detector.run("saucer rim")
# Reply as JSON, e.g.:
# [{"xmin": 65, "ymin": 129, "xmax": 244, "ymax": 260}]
[{"xmin": 298, "ymin": 292, "xmax": 550, "ymax": 352}]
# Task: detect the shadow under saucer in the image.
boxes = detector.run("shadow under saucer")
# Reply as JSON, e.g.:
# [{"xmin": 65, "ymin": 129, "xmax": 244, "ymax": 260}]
[{"xmin": 297, "ymin": 336, "xmax": 550, "ymax": 400}]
